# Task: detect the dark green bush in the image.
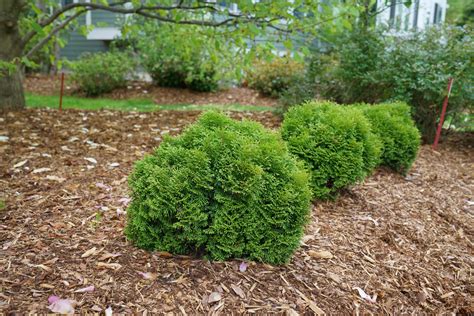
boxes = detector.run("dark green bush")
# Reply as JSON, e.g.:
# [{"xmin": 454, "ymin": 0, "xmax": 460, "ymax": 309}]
[
  {"xmin": 309, "ymin": 26, "xmax": 474, "ymax": 142},
  {"xmin": 278, "ymin": 75, "xmax": 316, "ymax": 114},
  {"xmin": 137, "ymin": 23, "xmax": 219, "ymax": 92},
  {"xmin": 69, "ymin": 51, "xmax": 134, "ymax": 96},
  {"xmin": 281, "ymin": 101, "xmax": 382, "ymax": 200},
  {"xmin": 355, "ymin": 102, "xmax": 421, "ymax": 174},
  {"xmin": 125, "ymin": 112, "xmax": 311, "ymax": 264},
  {"xmin": 245, "ymin": 56, "xmax": 305, "ymax": 97}
]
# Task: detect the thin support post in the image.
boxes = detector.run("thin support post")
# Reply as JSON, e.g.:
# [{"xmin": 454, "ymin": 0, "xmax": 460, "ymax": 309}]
[
  {"xmin": 59, "ymin": 72, "xmax": 65, "ymax": 111},
  {"xmin": 432, "ymin": 78, "xmax": 454, "ymax": 150}
]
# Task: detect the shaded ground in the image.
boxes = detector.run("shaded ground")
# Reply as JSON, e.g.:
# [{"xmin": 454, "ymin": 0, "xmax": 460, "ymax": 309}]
[
  {"xmin": 1, "ymin": 109, "xmax": 473, "ymax": 314},
  {"xmin": 24, "ymin": 75, "xmax": 277, "ymax": 107}
]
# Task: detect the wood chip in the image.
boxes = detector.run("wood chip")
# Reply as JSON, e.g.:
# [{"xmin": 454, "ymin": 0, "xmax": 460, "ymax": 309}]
[
  {"xmin": 308, "ymin": 250, "xmax": 333, "ymax": 259},
  {"xmin": 230, "ymin": 284, "xmax": 245, "ymax": 299},
  {"xmin": 81, "ymin": 247, "xmax": 97, "ymax": 258},
  {"xmin": 207, "ymin": 292, "xmax": 222, "ymax": 304}
]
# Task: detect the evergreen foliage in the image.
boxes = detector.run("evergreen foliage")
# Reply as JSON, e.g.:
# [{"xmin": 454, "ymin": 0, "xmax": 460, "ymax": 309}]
[
  {"xmin": 125, "ymin": 112, "xmax": 311, "ymax": 264},
  {"xmin": 356, "ymin": 102, "xmax": 421, "ymax": 174},
  {"xmin": 281, "ymin": 101, "xmax": 381, "ymax": 199}
]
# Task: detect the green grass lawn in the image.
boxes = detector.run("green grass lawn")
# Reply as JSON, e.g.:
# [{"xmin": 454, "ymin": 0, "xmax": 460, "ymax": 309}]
[{"xmin": 26, "ymin": 94, "xmax": 275, "ymax": 112}]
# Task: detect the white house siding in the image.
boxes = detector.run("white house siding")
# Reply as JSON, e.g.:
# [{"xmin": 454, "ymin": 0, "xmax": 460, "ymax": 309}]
[{"xmin": 376, "ymin": 0, "xmax": 447, "ymax": 31}]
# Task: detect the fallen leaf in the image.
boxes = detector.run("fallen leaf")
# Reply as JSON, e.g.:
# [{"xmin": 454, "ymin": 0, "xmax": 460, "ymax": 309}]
[
  {"xmin": 48, "ymin": 295, "xmax": 60, "ymax": 304},
  {"xmin": 327, "ymin": 272, "xmax": 342, "ymax": 283},
  {"xmin": 230, "ymin": 284, "xmax": 245, "ymax": 299},
  {"xmin": 46, "ymin": 175, "xmax": 66, "ymax": 183},
  {"xmin": 286, "ymin": 308, "xmax": 299, "ymax": 316},
  {"xmin": 35, "ymin": 264, "xmax": 52, "ymax": 272},
  {"xmin": 105, "ymin": 306, "xmax": 113, "ymax": 316},
  {"xmin": 116, "ymin": 208, "xmax": 126, "ymax": 216},
  {"xmin": 32, "ymin": 168, "xmax": 52, "ymax": 174},
  {"xmin": 118, "ymin": 197, "xmax": 131, "ymax": 206},
  {"xmin": 97, "ymin": 262, "xmax": 122, "ymax": 270},
  {"xmin": 308, "ymin": 250, "xmax": 333, "ymax": 259},
  {"xmin": 48, "ymin": 298, "xmax": 76, "ymax": 314},
  {"xmin": 207, "ymin": 292, "xmax": 222, "ymax": 304},
  {"xmin": 84, "ymin": 157, "xmax": 97, "ymax": 164},
  {"xmin": 95, "ymin": 182, "xmax": 111, "ymax": 191},
  {"xmin": 138, "ymin": 271, "xmax": 157, "ymax": 280},
  {"xmin": 239, "ymin": 262, "xmax": 248, "ymax": 272},
  {"xmin": 91, "ymin": 305, "xmax": 102, "ymax": 312},
  {"xmin": 81, "ymin": 247, "xmax": 97, "ymax": 258},
  {"xmin": 74, "ymin": 285, "xmax": 95, "ymax": 293},
  {"xmin": 353, "ymin": 287, "xmax": 377, "ymax": 303},
  {"xmin": 98, "ymin": 252, "xmax": 121, "ymax": 261},
  {"xmin": 13, "ymin": 160, "xmax": 28, "ymax": 168}
]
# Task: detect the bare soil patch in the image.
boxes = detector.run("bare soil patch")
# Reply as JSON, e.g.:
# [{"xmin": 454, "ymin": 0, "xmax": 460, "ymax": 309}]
[
  {"xmin": 0, "ymin": 109, "xmax": 473, "ymax": 314},
  {"xmin": 24, "ymin": 74, "xmax": 277, "ymax": 107}
]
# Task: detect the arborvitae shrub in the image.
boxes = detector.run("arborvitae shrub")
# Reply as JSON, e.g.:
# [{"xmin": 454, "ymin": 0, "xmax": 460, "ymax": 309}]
[
  {"xmin": 125, "ymin": 112, "xmax": 311, "ymax": 264},
  {"xmin": 356, "ymin": 102, "xmax": 421, "ymax": 174},
  {"xmin": 281, "ymin": 101, "xmax": 382, "ymax": 200}
]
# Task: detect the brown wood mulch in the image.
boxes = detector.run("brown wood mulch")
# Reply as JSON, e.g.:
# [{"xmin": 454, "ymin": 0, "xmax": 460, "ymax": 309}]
[
  {"xmin": 0, "ymin": 108, "xmax": 473, "ymax": 315},
  {"xmin": 23, "ymin": 74, "xmax": 277, "ymax": 107}
]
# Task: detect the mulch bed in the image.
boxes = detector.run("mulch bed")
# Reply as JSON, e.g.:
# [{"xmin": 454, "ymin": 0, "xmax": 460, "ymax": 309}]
[
  {"xmin": 1, "ymin": 108, "xmax": 473, "ymax": 314},
  {"xmin": 23, "ymin": 74, "xmax": 277, "ymax": 107}
]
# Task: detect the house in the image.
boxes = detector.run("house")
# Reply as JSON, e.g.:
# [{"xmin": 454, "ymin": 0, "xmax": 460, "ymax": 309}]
[
  {"xmin": 376, "ymin": 0, "xmax": 447, "ymax": 31},
  {"xmin": 59, "ymin": 0, "xmax": 126, "ymax": 60},
  {"xmin": 59, "ymin": 0, "xmax": 448, "ymax": 60}
]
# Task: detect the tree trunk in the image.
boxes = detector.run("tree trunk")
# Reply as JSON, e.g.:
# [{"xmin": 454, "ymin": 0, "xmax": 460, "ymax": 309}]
[
  {"xmin": 0, "ymin": 0, "xmax": 27, "ymax": 111},
  {"xmin": 0, "ymin": 68, "xmax": 25, "ymax": 110}
]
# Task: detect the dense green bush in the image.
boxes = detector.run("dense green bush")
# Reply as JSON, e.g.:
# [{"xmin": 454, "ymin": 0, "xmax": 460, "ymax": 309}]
[
  {"xmin": 308, "ymin": 26, "xmax": 474, "ymax": 142},
  {"xmin": 69, "ymin": 51, "xmax": 134, "ymax": 96},
  {"xmin": 355, "ymin": 102, "xmax": 421, "ymax": 174},
  {"xmin": 136, "ymin": 23, "xmax": 220, "ymax": 92},
  {"xmin": 245, "ymin": 56, "xmax": 305, "ymax": 97},
  {"xmin": 125, "ymin": 112, "xmax": 311, "ymax": 264},
  {"xmin": 281, "ymin": 101, "xmax": 382, "ymax": 200}
]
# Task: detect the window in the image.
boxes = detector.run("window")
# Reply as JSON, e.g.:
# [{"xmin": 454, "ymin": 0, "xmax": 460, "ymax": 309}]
[
  {"xmin": 433, "ymin": 3, "xmax": 443, "ymax": 24},
  {"xmin": 389, "ymin": 0, "xmax": 396, "ymax": 28},
  {"xmin": 413, "ymin": 0, "xmax": 419, "ymax": 29}
]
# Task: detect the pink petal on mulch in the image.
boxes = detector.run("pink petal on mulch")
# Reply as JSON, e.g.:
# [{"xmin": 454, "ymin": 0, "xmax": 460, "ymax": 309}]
[
  {"xmin": 118, "ymin": 197, "xmax": 131, "ymax": 206},
  {"xmin": 74, "ymin": 285, "xmax": 95, "ymax": 293},
  {"xmin": 239, "ymin": 262, "xmax": 248, "ymax": 272},
  {"xmin": 48, "ymin": 298, "xmax": 76, "ymax": 314},
  {"xmin": 48, "ymin": 295, "xmax": 60, "ymax": 304}
]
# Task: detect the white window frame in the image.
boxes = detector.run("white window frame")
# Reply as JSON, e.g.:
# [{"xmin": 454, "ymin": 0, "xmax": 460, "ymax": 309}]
[{"xmin": 85, "ymin": 0, "xmax": 127, "ymax": 40}]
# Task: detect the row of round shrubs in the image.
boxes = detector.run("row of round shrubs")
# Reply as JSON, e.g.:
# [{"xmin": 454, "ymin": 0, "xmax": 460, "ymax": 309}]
[
  {"xmin": 125, "ymin": 101, "xmax": 420, "ymax": 264},
  {"xmin": 282, "ymin": 101, "xmax": 421, "ymax": 199}
]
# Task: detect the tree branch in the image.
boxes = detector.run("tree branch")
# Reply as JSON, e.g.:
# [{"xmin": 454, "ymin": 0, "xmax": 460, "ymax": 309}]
[{"xmin": 24, "ymin": 9, "xmax": 87, "ymax": 59}]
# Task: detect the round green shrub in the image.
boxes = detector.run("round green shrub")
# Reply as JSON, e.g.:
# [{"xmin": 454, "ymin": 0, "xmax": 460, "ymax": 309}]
[
  {"xmin": 245, "ymin": 56, "xmax": 305, "ymax": 97},
  {"xmin": 356, "ymin": 102, "xmax": 421, "ymax": 174},
  {"xmin": 125, "ymin": 112, "xmax": 311, "ymax": 264},
  {"xmin": 69, "ymin": 51, "xmax": 134, "ymax": 96},
  {"xmin": 281, "ymin": 101, "xmax": 382, "ymax": 200}
]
